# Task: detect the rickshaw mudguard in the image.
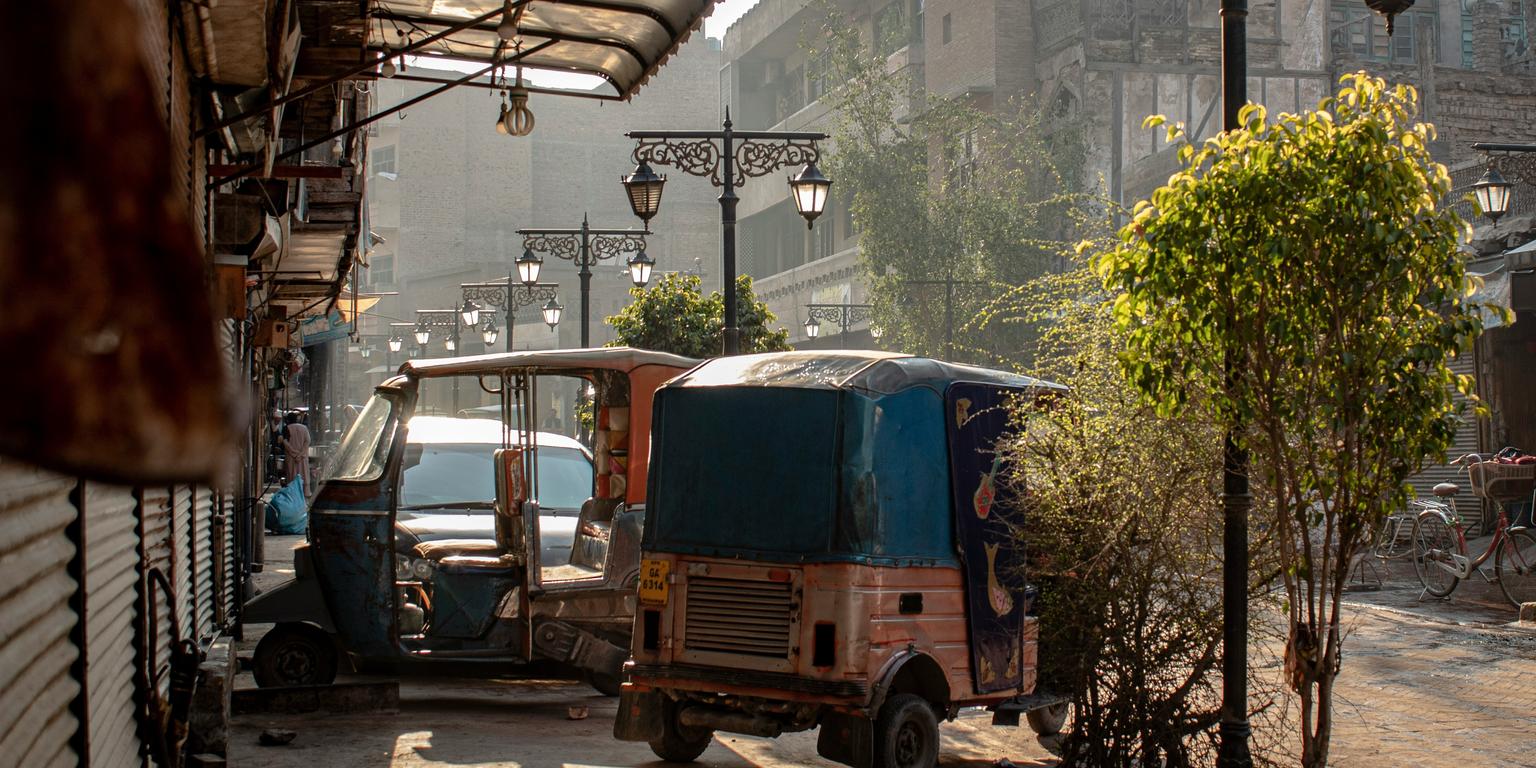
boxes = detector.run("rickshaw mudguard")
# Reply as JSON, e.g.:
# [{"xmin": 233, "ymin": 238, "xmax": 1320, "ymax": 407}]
[{"xmin": 241, "ymin": 544, "xmax": 337, "ymax": 633}]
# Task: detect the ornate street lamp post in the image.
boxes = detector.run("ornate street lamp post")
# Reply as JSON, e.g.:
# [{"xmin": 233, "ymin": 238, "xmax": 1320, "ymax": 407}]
[
  {"xmin": 624, "ymin": 109, "xmax": 830, "ymax": 355},
  {"xmin": 415, "ymin": 308, "xmax": 468, "ymax": 413},
  {"xmin": 1468, "ymin": 142, "xmax": 1534, "ymax": 224},
  {"xmin": 519, "ymin": 215, "xmax": 649, "ymax": 348},
  {"xmin": 804, "ymin": 303, "xmax": 872, "ymax": 347},
  {"xmin": 461, "ymin": 275, "xmax": 560, "ymax": 351}
]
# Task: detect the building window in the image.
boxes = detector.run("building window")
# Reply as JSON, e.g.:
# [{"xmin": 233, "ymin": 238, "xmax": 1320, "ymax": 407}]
[
  {"xmin": 371, "ymin": 145, "xmax": 397, "ymax": 175},
  {"xmin": 946, "ymin": 129, "xmax": 977, "ymax": 190},
  {"xmin": 942, "ymin": 13, "xmax": 952, "ymax": 44},
  {"xmin": 913, "ymin": 0, "xmax": 924, "ymax": 41},
  {"xmin": 811, "ymin": 210, "xmax": 835, "ymax": 261},
  {"xmin": 808, "ymin": 51, "xmax": 832, "ymax": 102},
  {"xmin": 875, "ymin": 1, "xmax": 909, "ymax": 56},
  {"xmin": 1328, "ymin": 6, "xmax": 1436, "ymax": 64},
  {"xmin": 368, "ymin": 254, "xmax": 394, "ymax": 287}
]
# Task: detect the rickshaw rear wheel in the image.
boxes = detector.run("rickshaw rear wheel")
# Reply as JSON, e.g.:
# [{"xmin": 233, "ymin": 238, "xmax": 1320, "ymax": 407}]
[
  {"xmin": 253, "ymin": 622, "xmax": 338, "ymax": 688},
  {"xmin": 874, "ymin": 693, "xmax": 940, "ymax": 768},
  {"xmin": 1026, "ymin": 702, "xmax": 1070, "ymax": 736},
  {"xmin": 648, "ymin": 700, "xmax": 712, "ymax": 763}
]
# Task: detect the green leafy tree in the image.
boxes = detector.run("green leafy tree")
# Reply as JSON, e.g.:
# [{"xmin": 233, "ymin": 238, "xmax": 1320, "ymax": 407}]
[
  {"xmin": 1093, "ymin": 74, "xmax": 1492, "ymax": 767},
  {"xmin": 1005, "ymin": 264, "xmax": 1286, "ymax": 767},
  {"xmin": 801, "ymin": 3, "xmax": 1092, "ymax": 365},
  {"xmin": 605, "ymin": 272, "xmax": 791, "ymax": 359}
]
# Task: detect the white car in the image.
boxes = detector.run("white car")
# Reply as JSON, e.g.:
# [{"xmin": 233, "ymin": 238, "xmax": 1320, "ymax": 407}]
[{"xmin": 393, "ymin": 416, "xmax": 593, "ymax": 568}]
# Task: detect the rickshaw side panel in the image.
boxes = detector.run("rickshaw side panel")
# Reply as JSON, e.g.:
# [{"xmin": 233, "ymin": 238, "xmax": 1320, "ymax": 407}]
[
  {"xmin": 946, "ymin": 382, "xmax": 1032, "ymax": 694},
  {"xmin": 623, "ymin": 362, "xmax": 693, "ymax": 508}
]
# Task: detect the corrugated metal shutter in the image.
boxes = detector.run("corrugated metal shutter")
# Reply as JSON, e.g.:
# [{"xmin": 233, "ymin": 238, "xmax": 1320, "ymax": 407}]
[
  {"xmin": 139, "ymin": 486, "xmax": 174, "ymax": 701},
  {"xmin": 83, "ymin": 484, "xmax": 142, "ymax": 767},
  {"xmin": 192, "ymin": 486, "xmax": 215, "ymax": 641},
  {"xmin": 0, "ymin": 460, "xmax": 81, "ymax": 767},
  {"xmin": 170, "ymin": 487, "xmax": 193, "ymax": 649},
  {"xmin": 1409, "ymin": 354, "xmax": 1482, "ymax": 503},
  {"xmin": 214, "ymin": 489, "xmax": 234, "ymax": 628}
]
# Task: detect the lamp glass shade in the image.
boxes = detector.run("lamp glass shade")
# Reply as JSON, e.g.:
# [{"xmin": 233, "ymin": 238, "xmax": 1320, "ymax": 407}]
[
  {"xmin": 414, "ymin": 328, "xmax": 431, "ymax": 345},
  {"xmin": 482, "ymin": 326, "xmax": 499, "ymax": 345},
  {"xmin": 621, "ymin": 162, "xmax": 666, "ymax": 222},
  {"xmin": 804, "ymin": 316, "xmax": 821, "ymax": 339},
  {"xmin": 516, "ymin": 248, "xmax": 543, "ymax": 285},
  {"xmin": 360, "ymin": 347, "xmax": 372, "ymax": 358},
  {"xmin": 789, "ymin": 162, "xmax": 832, "ymax": 227},
  {"xmin": 628, "ymin": 250, "xmax": 655, "ymax": 287},
  {"xmin": 444, "ymin": 338, "xmax": 456, "ymax": 352},
  {"xmin": 1474, "ymin": 167, "xmax": 1512, "ymax": 222},
  {"xmin": 870, "ymin": 324, "xmax": 884, "ymax": 340},
  {"xmin": 388, "ymin": 336, "xmax": 404, "ymax": 353},
  {"xmin": 542, "ymin": 297, "xmax": 563, "ymax": 328},
  {"xmin": 460, "ymin": 299, "xmax": 481, "ymax": 328}
]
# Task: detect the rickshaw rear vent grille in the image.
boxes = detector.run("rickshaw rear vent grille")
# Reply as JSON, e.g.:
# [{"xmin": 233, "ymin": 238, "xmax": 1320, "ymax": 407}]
[{"xmin": 684, "ymin": 576, "xmax": 793, "ymax": 658}]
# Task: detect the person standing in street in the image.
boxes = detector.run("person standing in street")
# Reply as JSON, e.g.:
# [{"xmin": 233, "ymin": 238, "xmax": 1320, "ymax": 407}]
[{"xmin": 279, "ymin": 412, "xmax": 311, "ymax": 494}]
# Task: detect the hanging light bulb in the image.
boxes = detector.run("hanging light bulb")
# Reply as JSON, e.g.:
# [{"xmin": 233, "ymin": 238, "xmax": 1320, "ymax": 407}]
[
  {"xmin": 500, "ymin": 85, "xmax": 535, "ymax": 136},
  {"xmin": 379, "ymin": 57, "xmax": 397, "ymax": 78},
  {"xmin": 496, "ymin": 91, "xmax": 510, "ymax": 135},
  {"xmin": 497, "ymin": 5, "xmax": 518, "ymax": 40}
]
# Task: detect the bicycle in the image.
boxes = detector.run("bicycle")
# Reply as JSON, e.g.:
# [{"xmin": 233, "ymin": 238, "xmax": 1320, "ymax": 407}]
[{"xmin": 1411, "ymin": 454, "xmax": 1536, "ymax": 607}]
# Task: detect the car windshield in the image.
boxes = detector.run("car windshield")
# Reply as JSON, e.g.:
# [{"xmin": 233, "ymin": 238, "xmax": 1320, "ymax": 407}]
[{"xmin": 399, "ymin": 443, "xmax": 593, "ymax": 512}]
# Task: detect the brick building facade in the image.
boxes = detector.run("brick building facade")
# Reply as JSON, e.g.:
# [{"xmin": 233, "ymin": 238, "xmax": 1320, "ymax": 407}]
[{"xmin": 722, "ymin": 0, "xmax": 1536, "ymax": 346}]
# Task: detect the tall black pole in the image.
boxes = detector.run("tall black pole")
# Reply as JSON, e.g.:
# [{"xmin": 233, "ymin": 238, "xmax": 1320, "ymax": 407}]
[
  {"xmin": 578, "ymin": 214, "xmax": 593, "ymax": 348},
  {"xmin": 720, "ymin": 111, "xmax": 740, "ymax": 356},
  {"xmin": 451, "ymin": 322, "xmax": 462, "ymax": 414},
  {"xmin": 1217, "ymin": 0, "xmax": 1252, "ymax": 765},
  {"xmin": 506, "ymin": 271, "xmax": 517, "ymax": 350}
]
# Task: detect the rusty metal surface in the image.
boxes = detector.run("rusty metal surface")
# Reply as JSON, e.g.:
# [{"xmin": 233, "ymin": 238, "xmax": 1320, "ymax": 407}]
[{"xmin": 0, "ymin": 0, "xmax": 232, "ymax": 484}]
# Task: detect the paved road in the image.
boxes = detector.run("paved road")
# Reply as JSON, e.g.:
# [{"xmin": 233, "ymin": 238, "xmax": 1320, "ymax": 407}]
[{"xmin": 232, "ymin": 537, "xmax": 1533, "ymax": 767}]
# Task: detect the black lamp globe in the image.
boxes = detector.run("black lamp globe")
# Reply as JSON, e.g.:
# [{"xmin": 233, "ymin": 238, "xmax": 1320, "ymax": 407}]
[
  {"xmin": 542, "ymin": 297, "xmax": 564, "ymax": 329},
  {"xmin": 628, "ymin": 250, "xmax": 656, "ymax": 287},
  {"xmin": 804, "ymin": 316, "xmax": 821, "ymax": 339},
  {"xmin": 481, "ymin": 324, "xmax": 499, "ymax": 346},
  {"xmin": 1474, "ymin": 166, "xmax": 1512, "ymax": 223},
  {"xmin": 516, "ymin": 247, "xmax": 543, "ymax": 285},
  {"xmin": 459, "ymin": 298, "xmax": 481, "ymax": 327},
  {"xmin": 788, "ymin": 162, "xmax": 832, "ymax": 229},
  {"xmin": 388, "ymin": 335, "xmax": 404, "ymax": 353},
  {"xmin": 621, "ymin": 162, "xmax": 666, "ymax": 223},
  {"xmin": 414, "ymin": 327, "xmax": 431, "ymax": 345}
]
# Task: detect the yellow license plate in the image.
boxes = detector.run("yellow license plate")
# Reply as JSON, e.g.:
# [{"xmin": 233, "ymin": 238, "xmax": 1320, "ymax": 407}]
[{"xmin": 638, "ymin": 559, "xmax": 670, "ymax": 605}]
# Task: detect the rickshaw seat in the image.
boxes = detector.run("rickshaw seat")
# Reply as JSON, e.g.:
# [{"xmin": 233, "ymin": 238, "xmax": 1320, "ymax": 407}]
[
  {"xmin": 569, "ymin": 498, "xmax": 619, "ymax": 569},
  {"xmin": 415, "ymin": 538, "xmax": 503, "ymax": 561}
]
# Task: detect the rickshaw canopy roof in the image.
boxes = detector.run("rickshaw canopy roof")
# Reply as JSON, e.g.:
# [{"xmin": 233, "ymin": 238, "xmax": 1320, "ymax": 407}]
[
  {"xmin": 399, "ymin": 347, "xmax": 698, "ymax": 380},
  {"xmin": 667, "ymin": 351, "xmax": 1068, "ymax": 396}
]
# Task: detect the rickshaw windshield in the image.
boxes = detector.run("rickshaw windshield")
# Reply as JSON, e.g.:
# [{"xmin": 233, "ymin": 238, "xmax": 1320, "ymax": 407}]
[
  {"xmin": 648, "ymin": 388, "xmax": 840, "ymax": 557},
  {"xmin": 325, "ymin": 394, "xmax": 397, "ymax": 482},
  {"xmin": 646, "ymin": 385, "xmax": 956, "ymax": 564}
]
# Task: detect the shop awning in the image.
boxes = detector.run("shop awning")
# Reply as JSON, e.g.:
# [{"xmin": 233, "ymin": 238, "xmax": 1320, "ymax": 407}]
[{"xmin": 368, "ymin": 0, "xmax": 718, "ymax": 99}]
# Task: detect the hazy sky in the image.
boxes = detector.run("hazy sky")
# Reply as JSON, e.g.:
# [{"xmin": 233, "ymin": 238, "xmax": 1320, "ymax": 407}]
[{"xmin": 705, "ymin": 0, "xmax": 758, "ymax": 38}]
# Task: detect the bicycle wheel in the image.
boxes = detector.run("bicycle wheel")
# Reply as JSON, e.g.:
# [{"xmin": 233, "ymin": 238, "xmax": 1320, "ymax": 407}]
[
  {"xmin": 1412, "ymin": 510, "xmax": 1461, "ymax": 597},
  {"xmin": 1494, "ymin": 528, "xmax": 1536, "ymax": 607}
]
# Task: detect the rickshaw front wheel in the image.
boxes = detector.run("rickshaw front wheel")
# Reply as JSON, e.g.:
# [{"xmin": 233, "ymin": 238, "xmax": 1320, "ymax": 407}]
[
  {"xmin": 874, "ymin": 694, "xmax": 940, "ymax": 768},
  {"xmin": 648, "ymin": 700, "xmax": 712, "ymax": 763},
  {"xmin": 253, "ymin": 622, "xmax": 338, "ymax": 688}
]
